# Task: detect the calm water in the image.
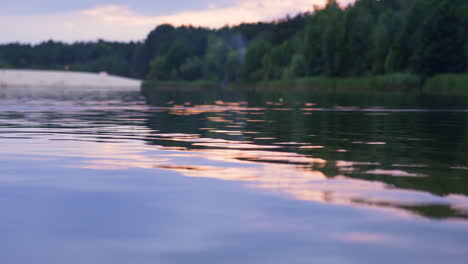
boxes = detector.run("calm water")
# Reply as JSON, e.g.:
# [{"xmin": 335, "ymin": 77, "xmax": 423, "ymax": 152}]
[{"xmin": 0, "ymin": 88, "xmax": 467, "ymax": 263}]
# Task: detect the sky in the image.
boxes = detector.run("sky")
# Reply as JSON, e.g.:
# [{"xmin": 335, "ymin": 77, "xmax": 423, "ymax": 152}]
[{"xmin": 0, "ymin": 0, "xmax": 355, "ymax": 43}]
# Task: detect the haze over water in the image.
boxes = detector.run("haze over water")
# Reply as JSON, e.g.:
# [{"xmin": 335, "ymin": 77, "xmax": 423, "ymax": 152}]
[{"xmin": 0, "ymin": 88, "xmax": 467, "ymax": 263}]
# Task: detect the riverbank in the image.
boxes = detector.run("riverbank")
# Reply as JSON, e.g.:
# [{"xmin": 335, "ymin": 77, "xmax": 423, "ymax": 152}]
[
  {"xmin": 232, "ymin": 74, "xmax": 468, "ymax": 94},
  {"xmin": 141, "ymin": 80, "xmax": 218, "ymax": 91},
  {"xmin": 231, "ymin": 74, "xmax": 423, "ymax": 92},
  {"xmin": 142, "ymin": 73, "xmax": 468, "ymax": 94},
  {"xmin": 0, "ymin": 69, "xmax": 141, "ymax": 90},
  {"xmin": 424, "ymin": 74, "xmax": 468, "ymax": 94}
]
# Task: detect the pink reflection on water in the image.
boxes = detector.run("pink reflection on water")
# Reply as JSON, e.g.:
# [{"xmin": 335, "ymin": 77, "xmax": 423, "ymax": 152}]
[
  {"xmin": 55, "ymin": 103, "xmax": 468, "ymax": 220},
  {"xmin": 336, "ymin": 232, "xmax": 399, "ymax": 244},
  {"xmin": 365, "ymin": 169, "xmax": 425, "ymax": 177}
]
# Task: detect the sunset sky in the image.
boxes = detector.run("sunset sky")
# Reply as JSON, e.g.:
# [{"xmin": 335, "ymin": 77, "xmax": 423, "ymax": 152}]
[{"xmin": 0, "ymin": 0, "xmax": 355, "ymax": 43}]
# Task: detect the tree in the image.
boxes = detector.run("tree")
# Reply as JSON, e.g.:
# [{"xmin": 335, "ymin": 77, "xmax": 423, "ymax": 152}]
[
  {"xmin": 385, "ymin": 0, "xmax": 438, "ymax": 73},
  {"xmin": 283, "ymin": 53, "xmax": 307, "ymax": 79},
  {"xmin": 203, "ymin": 36, "xmax": 229, "ymax": 81},
  {"xmin": 263, "ymin": 42, "xmax": 294, "ymax": 80},
  {"xmin": 321, "ymin": 4, "xmax": 344, "ymax": 76},
  {"xmin": 0, "ymin": 59, "xmax": 9, "ymax": 69},
  {"xmin": 371, "ymin": 12, "xmax": 402, "ymax": 74},
  {"xmin": 179, "ymin": 57, "xmax": 203, "ymax": 81},
  {"xmin": 241, "ymin": 40, "xmax": 272, "ymax": 82},
  {"xmin": 411, "ymin": 1, "xmax": 466, "ymax": 75},
  {"xmin": 225, "ymin": 50, "xmax": 243, "ymax": 82},
  {"xmin": 1, "ymin": 0, "xmax": 465, "ymax": 83}
]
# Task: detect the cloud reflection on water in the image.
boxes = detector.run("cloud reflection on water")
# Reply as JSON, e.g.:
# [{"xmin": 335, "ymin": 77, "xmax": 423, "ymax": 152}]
[
  {"xmin": 1, "ymin": 92, "xmax": 468, "ymax": 264},
  {"xmin": 63, "ymin": 130, "xmax": 468, "ymax": 220},
  {"xmin": 1, "ymin": 97, "xmax": 468, "ymax": 221}
]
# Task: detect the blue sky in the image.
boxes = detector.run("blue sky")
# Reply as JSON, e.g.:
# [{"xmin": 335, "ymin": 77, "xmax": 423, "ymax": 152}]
[
  {"xmin": 0, "ymin": 0, "xmax": 234, "ymax": 16},
  {"xmin": 0, "ymin": 0, "xmax": 354, "ymax": 43}
]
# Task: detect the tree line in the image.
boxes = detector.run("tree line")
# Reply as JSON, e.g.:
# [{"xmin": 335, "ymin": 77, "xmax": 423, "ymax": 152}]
[
  {"xmin": 0, "ymin": 40, "xmax": 143, "ymax": 78},
  {"xmin": 1, "ymin": 0, "xmax": 467, "ymax": 84}
]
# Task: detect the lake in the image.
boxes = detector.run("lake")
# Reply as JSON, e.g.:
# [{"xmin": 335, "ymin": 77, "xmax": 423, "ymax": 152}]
[{"xmin": 0, "ymin": 88, "xmax": 467, "ymax": 264}]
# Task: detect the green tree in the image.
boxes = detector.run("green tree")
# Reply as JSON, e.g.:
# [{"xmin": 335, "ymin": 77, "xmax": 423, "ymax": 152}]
[
  {"xmin": 0, "ymin": 59, "xmax": 9, "ymax": 69},
  {"xmin": 386, "ymin": 0, "xmax": 438, "ymax": 72},
  {"xmin": 241, "ymin": 40, "xmax": 272, "ymax": 82},
  {"xmin": 411, "ymin": 1, "xmax": 466, "ymax": 75},
  {"xmin": 371, "ymin": 12, "xmax": 402, "ymax": 74},
  {"xmin": 283, "ymin": 53, "xmax": 307, "ymax": 79},
  {"xmin": 263, "ymin": 42, "xmax": 293, "ymax": 80},
  {"xmin": 179, "ymin": 57, "xmax": 203, "ymax": 81},
  {"xmin": 225, "ymin": 50, "xmax": 243, "ymax": 82},
  {"xmin": 148, "ymin": 57, "xmax": 169, "ymax": 81},
  {"xmin": 203, "ymin": 36, "xmax": 229, "ymax": 81}
]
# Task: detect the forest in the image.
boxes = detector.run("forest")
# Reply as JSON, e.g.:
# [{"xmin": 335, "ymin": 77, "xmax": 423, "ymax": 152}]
[{"xmin": 0, "ymin": 0, "xmax": 467, "ymax": 88}]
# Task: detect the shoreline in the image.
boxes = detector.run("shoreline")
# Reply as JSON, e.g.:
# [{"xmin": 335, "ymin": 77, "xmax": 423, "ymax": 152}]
[
  {"xmin": 142, "ymin": 73, "xmax": 468, "ymax": 94},
  {"xmin": 0, "ymin": 69, "xmax": 141, "ymax": 90}
]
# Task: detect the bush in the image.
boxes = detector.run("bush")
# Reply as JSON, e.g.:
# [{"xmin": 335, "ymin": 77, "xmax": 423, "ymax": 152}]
[{"xmin": 424, "ymin": 74, "xmax": 468, "ymax": 93}]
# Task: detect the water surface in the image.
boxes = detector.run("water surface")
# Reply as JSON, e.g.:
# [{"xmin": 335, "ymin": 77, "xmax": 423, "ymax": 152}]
[{"xmin": 1, "ymin": 89, "xmax": 467, "ymax": 264}]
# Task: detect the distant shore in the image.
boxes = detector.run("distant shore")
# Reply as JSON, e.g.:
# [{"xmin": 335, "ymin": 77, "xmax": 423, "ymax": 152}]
[
  {"xmin": 142, "ymin": 73, "xmax": 468, "ymax": 94},
  {"xmin": 141, "ymin": 80, "xmax": 218, "ymax": 91},
  {"xmin": 0, "ymin": 69, "xmax": 141, "ymax": 90}
]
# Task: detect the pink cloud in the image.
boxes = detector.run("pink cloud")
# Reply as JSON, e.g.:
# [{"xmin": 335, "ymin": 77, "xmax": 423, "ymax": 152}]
[
  {"xmin": 81, "ymin": 0, "xmax": 357, "ymax": 28},
  {"xmin": 0, "ymin": 0, "xmax": 356, "ymax": 43}
]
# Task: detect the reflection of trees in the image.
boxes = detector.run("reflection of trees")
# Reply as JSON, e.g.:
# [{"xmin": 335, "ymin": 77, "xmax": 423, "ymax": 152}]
[
  {"xmin": 248, "ymin": 105, "xmax": 468, "ymax": 196},
  {"xmin": 141, "ymin": 90, "xmax": 468, "ymax": 219}
]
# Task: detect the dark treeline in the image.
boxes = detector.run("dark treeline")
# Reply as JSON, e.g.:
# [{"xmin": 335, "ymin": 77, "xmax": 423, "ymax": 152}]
[
  {"xmin": 1, "ymin": 0, "xmax": 467, "ymax": 84},
  {"xmin": 143, "ymin": 0, "xmax": 468, "ymax": 84},
  {"xmin": 0, "ymin": 40, "xmax": 143, "ymax": 78}
]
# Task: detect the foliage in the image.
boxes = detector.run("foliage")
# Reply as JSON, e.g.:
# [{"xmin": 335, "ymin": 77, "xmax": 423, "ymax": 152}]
[
  {"xmin": 142, "ymin": 0, "xmax": 467, "ymax": 87},
  {"xmin": 0, "ymin": 40, "xmax": 143, "ymax": 78},
  {"xmin": 0, "ymin": 59, "xmax": 9, "ymax": 69},
  {"xmin": 236, "ymin": 73, "xmax": 422, "ymax": 92},
  {"xmin": 1, "ymin": 0, "xmax": 467, "ymax": 90},
  {"xmin": 424, "ymin": 74, "xmax": 468, "ymax": 93}
]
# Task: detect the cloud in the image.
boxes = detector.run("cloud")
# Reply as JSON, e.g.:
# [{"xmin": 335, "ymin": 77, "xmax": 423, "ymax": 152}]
[
  {"xmin": 0, "ymin": 0, "xmax": 356, "ymax": 43},
  {"xmin": 80, "ymin": 0, "xmax": 354, "ymax": 28},
  {"xmin": 0, "ymin": 12, "xmax": 153, "ymax": 43}
]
